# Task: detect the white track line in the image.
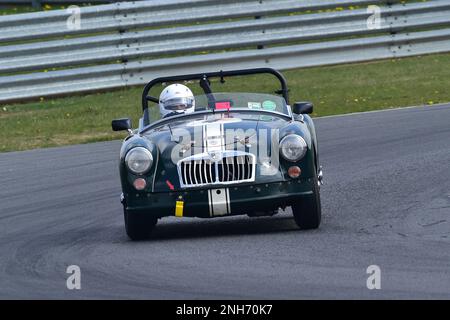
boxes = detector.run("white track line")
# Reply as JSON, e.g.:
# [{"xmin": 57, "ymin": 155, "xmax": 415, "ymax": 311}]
[{"xmin": 315, "ymin": 102, "xmax": 450, "ymax": 120}]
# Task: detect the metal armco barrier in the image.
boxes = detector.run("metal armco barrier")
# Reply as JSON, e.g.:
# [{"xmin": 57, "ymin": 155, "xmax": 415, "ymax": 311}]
[
  {"xmin": 0, "ymin": 0, "xmax": 449, "ymax": 103},
  {"xmin": 0, "ymin": 1, "xmax": 122, "ymax": 8}
]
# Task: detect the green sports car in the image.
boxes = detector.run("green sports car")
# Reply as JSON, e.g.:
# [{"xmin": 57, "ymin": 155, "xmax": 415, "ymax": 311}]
[{"xmin": 112, "ymin": 68, "xmax": 323, "ymax": 240}]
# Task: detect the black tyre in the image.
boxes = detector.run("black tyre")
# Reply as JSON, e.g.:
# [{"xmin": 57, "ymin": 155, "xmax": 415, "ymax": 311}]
[
  {"xmin": 124, "ymin": 208, "xmax": 157, "ymax": 241},
  {"xmin": 292, "ymin": 175, "xmax": 321, "ymax": 230}
]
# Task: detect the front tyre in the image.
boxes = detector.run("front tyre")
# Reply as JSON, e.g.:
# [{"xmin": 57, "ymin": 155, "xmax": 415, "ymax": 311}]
[
  {"xmin": 124, "ymin": 208, "xmax": 157, "ymax": 241},
  {"xmin": 292, "ymin": 175, "xmax": 321, "ymax": 229}
]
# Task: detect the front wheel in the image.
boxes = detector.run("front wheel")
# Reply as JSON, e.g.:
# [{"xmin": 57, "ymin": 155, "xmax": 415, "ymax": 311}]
[
  {"xmin": 292, "ymin": 176, "xmax": 321, "ymax": 230},
  {"xmin": 124, "ymin": 208, "xmax": 157, "ymax": 241}
]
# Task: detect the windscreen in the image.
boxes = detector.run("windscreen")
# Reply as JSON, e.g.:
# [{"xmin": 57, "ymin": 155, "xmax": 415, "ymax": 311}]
[{"xmin": 194, "ymin": 92, "xmax": 289, "ymax": 115}]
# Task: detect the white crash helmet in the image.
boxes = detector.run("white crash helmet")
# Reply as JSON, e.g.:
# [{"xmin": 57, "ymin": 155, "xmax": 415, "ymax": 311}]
[{"xmin": 159, "ymin": 84, "xmax": 195, "ymax": 118}]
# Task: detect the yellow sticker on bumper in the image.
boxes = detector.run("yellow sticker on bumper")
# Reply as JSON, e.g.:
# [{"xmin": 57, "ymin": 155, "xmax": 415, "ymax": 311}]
[{"xmin": 175, "ymin": 200, "xmax": 184, "ymax": 217}]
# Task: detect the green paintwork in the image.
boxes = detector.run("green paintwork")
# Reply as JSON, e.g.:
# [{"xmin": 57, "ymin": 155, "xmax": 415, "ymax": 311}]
[{"xmin": 125, "ymin": 179, "xmax": 316, "ymax": 218}]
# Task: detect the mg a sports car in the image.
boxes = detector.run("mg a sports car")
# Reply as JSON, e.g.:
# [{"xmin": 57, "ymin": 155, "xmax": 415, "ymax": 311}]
[{"xmin": 112, "ymin": 68, "xmax": 323, "ymax": 240}]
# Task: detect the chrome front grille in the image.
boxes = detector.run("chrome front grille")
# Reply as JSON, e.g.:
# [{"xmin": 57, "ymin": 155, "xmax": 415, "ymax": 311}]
[
  {"xmin": 178, "ymin": 151, "xmax": 255, "ymax": 188},
  {"xmin": 180, "ymin": 159, "xmax": 215, "ymax": 185}
]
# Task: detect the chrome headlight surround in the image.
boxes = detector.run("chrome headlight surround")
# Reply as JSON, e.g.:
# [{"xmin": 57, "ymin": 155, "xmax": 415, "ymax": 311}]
[
  {"xmin": 125, "ymin": 147, "xmax": 153, "ymax": 175},
  {"xmin": 279, "ymin": 134, "xmax": 307, "ymax": 162}
]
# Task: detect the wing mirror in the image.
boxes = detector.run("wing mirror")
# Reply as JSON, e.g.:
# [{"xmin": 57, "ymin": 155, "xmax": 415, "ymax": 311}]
[
  {"xmin": 112, "ymin": 118, "xmax": 132, "ymax": 132},
  {"xmin": 292, "ymin": 102, "xmax": 313, "ymax": 115}
]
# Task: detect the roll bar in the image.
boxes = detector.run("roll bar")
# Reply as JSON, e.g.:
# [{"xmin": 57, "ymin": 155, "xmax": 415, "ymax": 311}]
[{"xmin": 140, "ymin": 68, "xmax": 289, "ymax": 125}]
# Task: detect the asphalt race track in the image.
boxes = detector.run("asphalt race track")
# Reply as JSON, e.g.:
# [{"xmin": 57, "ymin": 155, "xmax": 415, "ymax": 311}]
[{"xmin": 0, "ymin": 104, "xmax": 449, "ymax": 299}]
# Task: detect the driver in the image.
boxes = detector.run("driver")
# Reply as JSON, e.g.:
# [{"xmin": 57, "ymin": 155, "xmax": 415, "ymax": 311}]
[{"xmin": 159, "ymin": 84, "xmax": 195, "ymax": 118}]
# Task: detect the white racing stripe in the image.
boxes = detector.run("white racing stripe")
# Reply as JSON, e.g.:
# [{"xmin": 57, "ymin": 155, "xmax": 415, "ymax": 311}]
[
  {"xmin": 208, "ymin": 188, "xmax": 230, "ymax": 216},
  {"xmin": 204, "ymin": 121, "xmax": 224, "ymax": 153},
  {"xmin": 204, "ymin": 116, "xmax": 230, "ymax": 216}
]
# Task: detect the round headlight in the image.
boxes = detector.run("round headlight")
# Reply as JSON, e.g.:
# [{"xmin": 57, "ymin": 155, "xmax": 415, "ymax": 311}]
[
  {"xmin": 279, "ymin": 134, "xmax": 307, "ymax": 162},
  {"xmin": 125, "ymin": 147, "xmax": 153, "ymax": 175}
]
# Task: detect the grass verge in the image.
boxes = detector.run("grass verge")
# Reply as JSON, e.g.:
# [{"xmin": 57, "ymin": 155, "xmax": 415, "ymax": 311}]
[
  {"xmin": 1, "ymin": 53, "xmax": 450, "ymax": 152},
  {"xmin": 0, "ymin": 3, "xmax": 92, "ymax": 15}
]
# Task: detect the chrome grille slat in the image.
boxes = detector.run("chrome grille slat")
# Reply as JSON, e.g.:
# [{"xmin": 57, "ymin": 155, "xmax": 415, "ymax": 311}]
[
  {"xmin": 177, "ymin": 151, "xmax": 255, "ymax": 188},
  {"xmin": 198, "ymin": 160, "xmax": 202, "ymax": 184},
  {"xmin": 246, "ymin": 156, "xmax": 251, "ymax": 179},
  {"xmin": 224, "ymin": 157, "xmax": 229, "ymax": 182},
  {"xmin": 209, "ymin": 160, "xmax": 214, "ymax": 182},
  {"xmin": 244, "ymin": 156, "xmax": 248, "ymax": 179},
  {"xmin": 246, "ymin": 157, "xmax": 254, "ymax": 178},
  {"xmin": 189, "ymin": 162, "xmax": 194, "ymax": 185},
  {"xmin": 193, "ymin": 160, "xmax": 198, "ymax": 185},
  {"xmin": 230, "ymin": 157, "xmax": 234, "ymax": 181},
  {"xmin": 184, "ymin": 162, "xmax": 189, "ymax": 185},
  {"xmin": 236, "ymin": 157, "xmax": 239, "ymax": 180},
  {"xmin": 181, "ymin": 162, "xmax": 186, "ymax": 185},
  {"xmin": 202, "ymin": 160, "xmax": 207, "ymax": 184},
  {"xmin": 237, "ymin": 156, "xmax": 242, "ymax": 180}
]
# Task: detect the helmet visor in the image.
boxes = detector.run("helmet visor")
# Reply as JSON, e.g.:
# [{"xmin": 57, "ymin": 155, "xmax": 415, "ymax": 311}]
[{"xmin": 161, "ymin": 97, "xmax": 194, "ymax": 111}]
